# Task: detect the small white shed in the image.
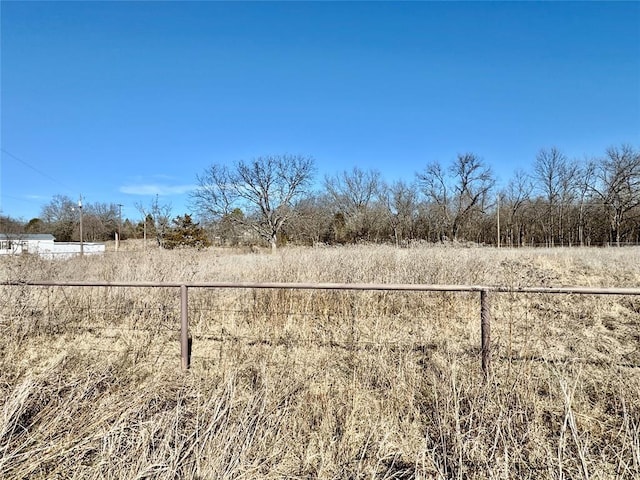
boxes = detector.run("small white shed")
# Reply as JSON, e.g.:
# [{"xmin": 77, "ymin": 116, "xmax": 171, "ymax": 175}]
[
  {"xmin": 0, "ymin": 233, "xmax": 105, "ymax": 259},
  {"xmin": 0, "ymin": 233, "xmax": 55, "ymax": 256}
]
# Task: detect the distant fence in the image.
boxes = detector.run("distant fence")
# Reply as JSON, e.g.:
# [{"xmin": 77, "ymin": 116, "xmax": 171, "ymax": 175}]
[{"xmin": 3, "ymin": 280, "xmax": 640, "ymax": 375}]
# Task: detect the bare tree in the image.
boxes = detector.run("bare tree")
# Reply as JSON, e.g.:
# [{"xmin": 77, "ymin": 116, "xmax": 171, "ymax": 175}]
[
  {"xmin": 575, "ymin": 161, "xmax": 596, "ymax": 246},
  {"xmin": 416, "ymin": 162, "xmax": 450, "ymax": 241},
  {"xmin": 285, "ymin": 194, "xmax": 334, "ymax": 246},
  {"xmin": 591, "ymin": 144, "xmax": 640, "ymax": 246},
  {"xmin": 381, "ymin": 180, "xmax": 419, "ymax": 247},
  {"xmin": 40, "ymin": 195, "xmax": 126, "ymax": 242},
  {"xmin": 450, "ymin": 153, "xmax": 495, "ymax": 240},
  {"xmin": 501, "ymin": 170, "xmax": 534, "ymax": 247},
  {"xmin": 191, "ymin": 154, "xmax": 315, "ymax": 251},
  {"xmin": 0, "ymin": 215, "xmax": 25, "ymax": 235},
  {"xmin": 41, "ymin": 195, "xmax": 78, "ymax": 241},
  {"xmin": 83, "ymin": 202, "xmax": 119, "ymax": 241},
  {"xmin": 532, "ymin": 147, "xmax": 580, "ymax": 246},
  {"xmin": 323, "ymin": 167, "xmax": 382, "ymax": 242},
  {"xmin": 418, "ymin": 153, "xmax": 495, "ymax": 241},
  {"xmin": 533, "ymin": 148, "xmax": 562, "ymax": 246},
  {"xmin": 136, "ymin": 195, "xmax": 173, "ymax": 248}
]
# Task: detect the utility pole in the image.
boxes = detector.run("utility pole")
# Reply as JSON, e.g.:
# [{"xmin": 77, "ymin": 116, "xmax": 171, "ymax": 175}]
[
  {"xmin": 78, "ymin": 195, "xmax": 84, "ymax": 257},
  {"xmin": 117, "ymin": 203, "xmax": 123, "ymax": 251},
  {"xmin": 496, "ymin": 193, "xmax": 500, "ymax": 249}
]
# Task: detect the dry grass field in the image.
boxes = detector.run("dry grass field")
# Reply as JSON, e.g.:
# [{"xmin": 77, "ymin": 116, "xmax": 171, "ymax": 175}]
[{"xmin": 1, "ymin": 243, "xmax": 639, "ymax": 479}]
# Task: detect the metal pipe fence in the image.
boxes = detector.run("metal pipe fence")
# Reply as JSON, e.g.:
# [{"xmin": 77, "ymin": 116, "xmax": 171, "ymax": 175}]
[{"xmin": 4, "ymin": 280, "xmax": 640, "ymax": 375}]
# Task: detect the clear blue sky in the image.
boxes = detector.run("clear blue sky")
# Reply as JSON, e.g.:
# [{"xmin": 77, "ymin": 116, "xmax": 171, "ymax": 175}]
[{"xmin": 1, "ymin": 1, "xmax": 639, "ymax": 221}]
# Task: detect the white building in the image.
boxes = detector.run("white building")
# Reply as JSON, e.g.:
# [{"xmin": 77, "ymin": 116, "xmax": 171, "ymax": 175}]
[{"xmin": 0, "ymin": 233, "xmax": 105, "ymax": 259}]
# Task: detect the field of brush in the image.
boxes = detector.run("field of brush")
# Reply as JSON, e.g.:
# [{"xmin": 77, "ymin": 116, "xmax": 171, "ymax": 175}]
[{"xmin": 1, "ymin": 244, "xmax": 639, "ymax": 479}]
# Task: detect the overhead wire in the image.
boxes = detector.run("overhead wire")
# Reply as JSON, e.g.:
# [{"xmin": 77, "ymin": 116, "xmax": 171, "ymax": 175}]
[
  {"xmin": 1, "ymin": 148, "xmax": 76, "ymax": 194},
  {"xmin": 1, "ymin": 148, "xmax": 79, "ymax": 216}
]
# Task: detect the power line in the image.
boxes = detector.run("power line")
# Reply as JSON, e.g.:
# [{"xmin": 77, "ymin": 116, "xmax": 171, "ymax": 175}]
[
  {"xmin": 1, "ymin": 148, "xmax": 76, "ymax": 194},
  {"xmin": 0, "ymin": 194, "xmax": 38, "ymax": 203}
]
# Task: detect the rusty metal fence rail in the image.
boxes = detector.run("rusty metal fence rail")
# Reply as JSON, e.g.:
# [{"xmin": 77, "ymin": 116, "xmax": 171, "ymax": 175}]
[{"xmin": 4, "ymin": 280, "xmax": 640, "ymax": 374}]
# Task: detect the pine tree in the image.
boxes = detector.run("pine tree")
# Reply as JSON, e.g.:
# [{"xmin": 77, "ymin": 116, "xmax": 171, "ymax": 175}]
[{"xmin": 163, "ymin": 214, "xmax": 211, "ymax": 250}]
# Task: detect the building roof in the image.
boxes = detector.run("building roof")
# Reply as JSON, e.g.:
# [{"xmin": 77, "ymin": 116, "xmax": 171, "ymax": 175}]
[{"xmin": 0, "ymin": 233, "xmax": 56, "ymax": 241}]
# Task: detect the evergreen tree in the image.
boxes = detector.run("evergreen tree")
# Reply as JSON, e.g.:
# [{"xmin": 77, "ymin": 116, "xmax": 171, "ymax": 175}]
[{"xmin": 164, "ymin": 214, "xmax": 211, "ymax": 250}]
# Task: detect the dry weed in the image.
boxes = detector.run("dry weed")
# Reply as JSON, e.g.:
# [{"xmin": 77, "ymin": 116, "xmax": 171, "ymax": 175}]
[{"xmin": 1, "ymin": 244, "xmax": 639, "ymax": 478}]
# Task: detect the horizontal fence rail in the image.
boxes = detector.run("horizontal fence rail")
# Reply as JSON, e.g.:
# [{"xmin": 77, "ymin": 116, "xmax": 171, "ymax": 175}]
[
  {"xmin": 4, "ymin": 280, "xmax": 640, "ymax": 373},
  {"xmin": 4, "ymin": 280, "xmax": 640, "ymax": 295}
]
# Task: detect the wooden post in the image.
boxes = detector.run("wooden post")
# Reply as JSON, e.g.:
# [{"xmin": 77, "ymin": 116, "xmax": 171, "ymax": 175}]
[
  {"xmin": 496, "ymin": 194, "xmax": 500, "ymax": 248},
  {"xmin": 78, "ymin": 196, "xmax": 84, "ymax": 257},
  {"xmin": 180, "ymin": 285, "xmax": 190, "ymax": 370},
  {"xmin": 480, "ymin": 289, "xmax": 491, "ymax": 377}
]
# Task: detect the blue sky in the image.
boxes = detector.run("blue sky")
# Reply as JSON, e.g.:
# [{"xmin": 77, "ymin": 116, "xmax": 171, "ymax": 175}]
[{"xmin": 1, "ymin": 1, "xmax": 639, "ymax": 221}]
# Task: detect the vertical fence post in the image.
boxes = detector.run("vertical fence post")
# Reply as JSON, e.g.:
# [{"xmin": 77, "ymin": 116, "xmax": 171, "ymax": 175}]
[
  {"xmin": 480, "ymin": 289, "xmax": 491, "ymax": 377},
  {"xmin": 180, "ymin": 285, "xmax": 190, "ymax": 370}
]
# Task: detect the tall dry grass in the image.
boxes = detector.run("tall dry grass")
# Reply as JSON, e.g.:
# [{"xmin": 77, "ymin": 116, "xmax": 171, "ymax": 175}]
[{"xmin": 1, "ymin": 244, "xmax": 639, "ymax": 479}]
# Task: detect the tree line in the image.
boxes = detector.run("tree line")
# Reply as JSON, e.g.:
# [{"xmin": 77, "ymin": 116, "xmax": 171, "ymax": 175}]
[
  {"xmin": 2, "ymin": 144, "xmax": 639, "ymax": 249},
  {"xmin": 195, "ymin": 145, "xmax": 640, "ymax": 249},
  {"xmin": 1, "ymin": 195, "xmax": 123, "ymax": 243}
]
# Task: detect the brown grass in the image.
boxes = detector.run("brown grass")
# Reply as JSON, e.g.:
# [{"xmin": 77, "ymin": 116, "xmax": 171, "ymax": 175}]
[{"xmin": 1, "ymin": 244, "xmax": 639, "ymax": 479}]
